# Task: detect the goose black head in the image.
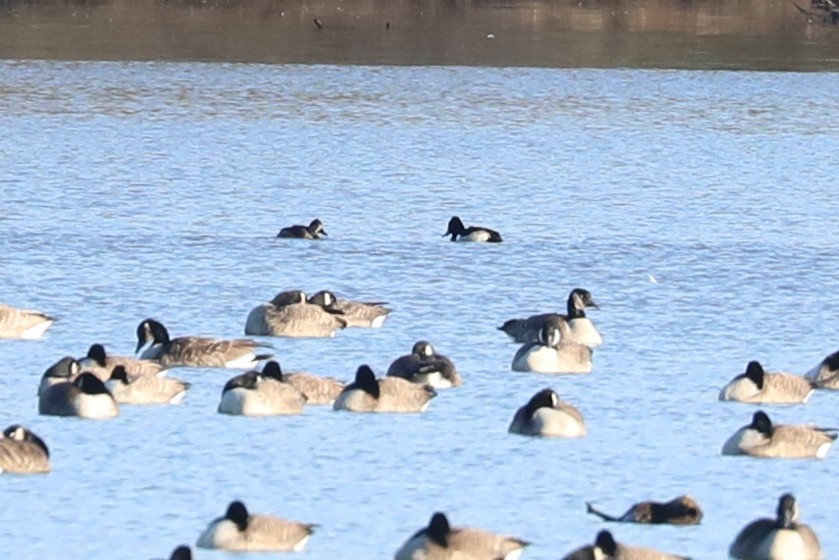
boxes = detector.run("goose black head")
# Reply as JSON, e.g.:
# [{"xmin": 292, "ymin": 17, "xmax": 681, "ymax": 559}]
[
  {"xmin": 777, "ymin": 493, "xmax": 799, "ymax": 528},
  {"xmin": 594, "ymin": 530, "xmax": 618, "ymax": 556},
  {"xmin": 43, "ymin": 356, "xmax": 80, "ymax": 380},
  {"xmin": 750, "ymin": 411, "xmax": 774, "ymax": 437},
  {"xmin": 537, "ymin": 324, "xmax": 561, "ymax": 347},
  {"xmin": 271, "ymin": 290, "xmax": 307, "ymax": 307},
  {"xmin": 169, "ymin": 545, "xmax": 192, "ymax": 560},
  {"xmin": 411, "ymin": 341, "xmax": 435, "ymax": 357},
  {"xmin": 353, "ymin": 365, "xmax": 380, "ymax": 399},
  {"xmin": 426, "ymin": 512, "xmax": 451, "ymax": 547},
  {"xmin": 74, "ymin": 372, "xmax": 111, "ymax": 396},
  {"xmin": 223, "ymin": 372, "xmax": 261, "ymax": 393},
  {"xmin": 3, "ymin": 425, "xmax": 49, "ymax": 457},
  {"xmin": 136, "ymin": 318, "xmax": 169, "ymax": 352},
  {"xmin": 443, "ymin": 216, "xmax": 466, "ymax": 240},
  {"xmin": 744, "ymin": 361, "xmax": 765, "ymax": 389},
  {"xmin": 568, "ymin": 288, "xmax": 598, "ymax": 317},
  {"xmin": 261, "ymin": 360, "xmax": 284, "ymax": 382},
  {"xmin": 308, "ymin": 219, "xmax": 327, "ymax": 237},
  {"xmin": 109, "ymin": 366, "xmax": 130, "ymax": 384},
  {"xmin": 86, "ymin": 344, "xmax": 109, "ymax": 367},
  {"xmin": 225, "ymin": 501, "xmax": 250, "ymax": 531},
  {"xmin": 308, "ymin": 290, "xmax": 341, "ymax": 312},
  {"xmin": 524, "ymin": 388, "xmax": 559, "ymax": 416}
]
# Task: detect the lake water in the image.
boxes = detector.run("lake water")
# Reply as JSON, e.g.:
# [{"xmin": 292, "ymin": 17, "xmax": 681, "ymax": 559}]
[{"xmin": 2, "ymin": 59, "xmax": 839, "ymax": 559}]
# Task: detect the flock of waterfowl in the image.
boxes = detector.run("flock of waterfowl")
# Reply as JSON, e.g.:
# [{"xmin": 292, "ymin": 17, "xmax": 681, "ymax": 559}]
[{"xmin": 1, "ymin": 214, "xmax": 836, "ymax": 560}]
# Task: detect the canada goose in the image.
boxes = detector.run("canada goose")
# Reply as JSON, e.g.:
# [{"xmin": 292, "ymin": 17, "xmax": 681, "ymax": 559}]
[
  {"xmin": 729, "ymin": 494, "xmax": 822, "ymax": 560},
  {"xmin": 508, "ymin": 388, "xmax": 586, "ymax": 438},
  {"xmin": 442, "ymin": 216, "xmax": 503, "ymax": 243},
  {"xmin": 218, "ymin": 368, "xmax": 307, "ymax": 416},
  {"xmin": 334, "ymin": 365, "xmax": 437, "ymax": 413},
  {"xmin": 259, "ymin": 360, "xmax": 344, "ymax": 405},
  {"xmin": 78, "ymin": 343, "xmax": 168, "ymax": 380},
  {"xmin": 106, "ymin": 366, "xmax": 191, "ymax": 405},
  {"xmin": 561, "ymin": 530, "xmax": 690, "ymax": 560},
  {"xmin": 0, "ymin": 303, "xmax": 55, "ymax": 339},
  {"xmin": 38, "ymin": 356, "xmax": 81, "ymax": 396},
  {"xmin": 196, "ymin": 500, "xmax": 317, "ymax": 552},
  {"xmin": 386, "ymin": 341, "xmax": 463, "ymax": 389},
  {"xmin": 136, "ymin": 318, "xmax": 272, "ymax": 368},
  {"xmin": 244, "ymin": 291, "xmax": 347, "ymax": 338},
  {"xmin": 719, "ymin": 361, "xmax": 815, "ymax": 404},
  {"xmin": 511, "ymin": 323, "xmax": 593, "ymax": 374},
  {"xmin": 805, "ymin": 349, "xmax": 839, "ymax": 390},
  {"xmin": 152, "ymin": 545, "xmax": 192, "ymax": 560},
  {"xmin": 277, "ymin": 219, "xmax": 328, "ymax": 239},
  {"xmin": 499, "ymin": 288, "xmax": 602, "ymax": 347},
  {"xmin": 307, "ymin": 290, "xmax": 391, "ymax": 328},
  {"xmin": 0, "ymin": 425, "xmax": 50, "ymax": 474},
  {"xmin": 585, "ymin": 495, "xmax": 702, "ymax": 525},
  {"xmin": 721, "ymin": 410, "xmax": 837, "ymax": 459},
  {"xmin": 39, "ymin": 372, "xmax": 119, "ymax": 419},
  {"xmin": 394, "ymin": 511, "xmax": 528, "ymax": 560}
]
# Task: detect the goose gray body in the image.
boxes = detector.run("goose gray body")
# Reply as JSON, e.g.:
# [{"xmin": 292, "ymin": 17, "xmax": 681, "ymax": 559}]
[
  {"xmin": 277, "ymin": 218, "xmax": 327, "ymax": 239},
  {"xmin": 805, "ymin": 349, "xmax": 839, "ymax": 390},
  {"xmin": 511, "ymin": 323, "xmax": 593, "ymax": 374},
  {"xmin": 308, "ymin": 290, "xmax": 391, "ymax": 328},
  {"xmin": 508, "ymin": 388, "xmax": 586, "ymax": 438},
  {"xmin": 585, "ymin": 495, "xmax": 702, "ymax": 525},
  {"xmin": 719, "ymin": 361, "xmax": 815, "ymax": 404},
  {"xmin": 394, "ymin": 512, "xmax": 528, "ymax": 560},
  {"xmin": 218, "ymin": 365, "xmax": 307, "ymax": 416},
  {"xmin": 38, "ymin": 372, "xmax": 119, "ymax": 419},
  {"xmin": 256, "ymin": 361, "xmax": 344, "ymax": 405},
  {"xmin": 386, "ymin": 341, "xmax": 462, "ymax": 389},
  {"xmin": 196, "ymin": 501, "xmax": 316, "ymax": 552},
  {"xmin": 0, "ymin": 303, "xmax": 54, "ymax": 339},
  {"xmin": 729, "ymin": 494, "xmax": 822, "ymax": 560},
  {"xmin": 137, "ymin": 318, "xmax": 271, "ymax": 368},
  {"xmin": 722, "ymin": 411, "xmax": 837, "ymax": 459},
  {"xmin": 562, "ymin": 530, "xmax": 690, "ymax": 560},
  {"xmin": 78, "ymin": 343, "xmax": 168, "ymax": 381},
  {"xmin": 245, "ymin": 291, "xmax": 347, "ymax": 338},
  {"xmin": 0, "ymin": 425, "xmax": 50, "ymax": 474},
  {"xmin": 106, "ymin": 366, "xmax": 191, "ymax": 405},
  {"xmin": 334, "ymin": 365, "xmax": 437, "ymax": 413},
  {"xmin": 499, "ymin": 288, "xmax": 602, "ymax": 347}
]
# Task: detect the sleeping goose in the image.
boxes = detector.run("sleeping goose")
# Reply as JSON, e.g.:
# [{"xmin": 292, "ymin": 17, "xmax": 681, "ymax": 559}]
[
  {"xmin": 442, "ymin": 216, "xmax": 503, "ymax": 243},
  {"xmin": 0, "ymin": 303, "xmax": 55, "ymax": 339},
  {"xmin": 499, "ymin": 288, "xmax": 601, "ymax": 347},
  {"xmin": 394, "ymin": 511, "xmax": 528, "ymax": 560},
  {"xmin": 106, "ymin": 366, "xmax": 191, "ymax": 405},
  {"xmin": 334, "ymin": 365, "xmax": 437, "ymax": 413},
  {"xmin": 307, "ymin": 290, "xmax": 391, "ymax": 328},
  {"xmin": 729, "ymin": 493, "xmax": 822, "ymax": 560},
  {"xmin": 78, "ymin": 343, "xmax": 168, "ymax": 380},
  {"xmin": 561, "ymin": 530, "xmax": 690, "ymax": 560},
  {"xmin": 511, "ymin": 323, "xmax": 593, "ymax": 374},
  {"xmin": 508, "ymin": 388, "xmax": 586, "ymax": 438},
  {"xmin": 386, "ymin": 341, "xmax": 462, "ymax": 389},
  {"xmin": 136, "ymin": 318, "xmax": 272, "ymax": 368},
  {"xmin": 585, "ymin": 495, "xmax": 703, "ymax": 525},
  {"xmin": 719, "ymin": 361, "xmax": 815, "ymax": 404},
  {"xmin": 196, "ymin": 500, "xmax": 317, "ymax": 552},
  {"xmin": 0, "ymin": 425, "xmax": 51, "ymax": 474},
  {"xmin": 218, "ymin": 368, "xmax": 307, "ymax": 416},
  {"xmin": 244, "ymin": 290, "xmax": 347, "ymax": 338},
  {"xmin": 277, "ymin": 219, "xmax": 327, "ymax": 239},
  {"xmin": 39, "ymin": 372, "xmax": 119, "ymax": 419},
  {"xmin": 38, "ymin": 356, "xmax": 81, "ymax": 396},
  {"xmin": 259, "ymin": 360, "xmax": 344, "ymax": 405},
  {"xmin": 722, "ymin": 410, "xmax": 837, "ymax": 459}
]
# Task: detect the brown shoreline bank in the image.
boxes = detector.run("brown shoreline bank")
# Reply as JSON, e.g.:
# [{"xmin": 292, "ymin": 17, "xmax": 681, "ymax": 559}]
[{"xmin": 1, "ymin": 0, "xmax": 838, "ymax": 70}]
